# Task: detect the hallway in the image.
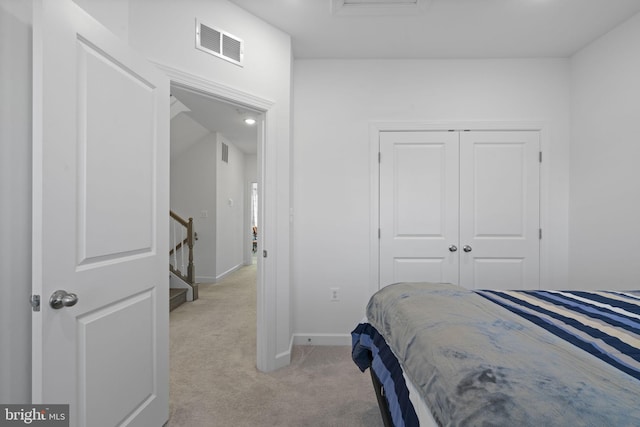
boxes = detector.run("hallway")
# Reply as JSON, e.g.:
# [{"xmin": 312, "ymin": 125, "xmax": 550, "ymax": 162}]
[{"xmin": 168, "ymin": 263, "xmax": 382, "ymax": 426}]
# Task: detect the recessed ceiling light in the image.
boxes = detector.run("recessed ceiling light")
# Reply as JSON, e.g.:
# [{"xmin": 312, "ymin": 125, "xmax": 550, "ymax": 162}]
[{"xmin": 244, "ymin": 117, "xmax": 256, "ymax": 125}]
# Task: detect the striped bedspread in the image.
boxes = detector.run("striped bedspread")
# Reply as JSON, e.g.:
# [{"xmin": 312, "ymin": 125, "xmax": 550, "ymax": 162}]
[
  {"xmin": 360, "ymin": 282, "xmax": 640, "ymax": 427},
  {"xmin": 352, "ymin": 322, "xmax": 419, "ymax": 427},
  {"xmin": 476, "ymin": 290, "xmax": 640, "ymax": 381}
]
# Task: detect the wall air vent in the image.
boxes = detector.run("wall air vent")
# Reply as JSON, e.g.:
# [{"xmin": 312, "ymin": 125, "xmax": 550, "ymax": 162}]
[
  {"xmin": 196, "ymin": 20, "xmax": 244, "ymax": 66},
  {"xmin": 221, "ymin": 142, "xmax": 229, "ymax": 164}
]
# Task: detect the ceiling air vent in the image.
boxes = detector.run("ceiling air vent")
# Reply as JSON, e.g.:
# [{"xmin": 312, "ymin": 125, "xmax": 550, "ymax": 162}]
[
  {"xmin": 331, "ymin": 0, "xmax": 428, "ymax": 15},
  {"xmin": 196, "ymin": 20, "xmax": 244, "ymax": 66}
]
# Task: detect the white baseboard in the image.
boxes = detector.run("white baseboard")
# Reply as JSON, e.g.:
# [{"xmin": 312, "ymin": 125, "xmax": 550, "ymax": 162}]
[
  {"xmin": 273, "ymin": 335, "xmax": 294, "ymax": 370},
  {"xmin": 292, "ymin": 333, "xmax": 351, "ymax": 346},
  {"xmin": 215, "ymin": 263, "xmax": 243, "ymax": 281},
  {"xmin": 196, "ymin": 262, "xmax": 244, "ymax": 284}
]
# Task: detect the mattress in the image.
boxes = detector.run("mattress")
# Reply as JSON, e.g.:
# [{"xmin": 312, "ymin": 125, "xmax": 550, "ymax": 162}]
[{"xmin": 353, "ymin": 282, "xmax": 640, "ymax": 426}]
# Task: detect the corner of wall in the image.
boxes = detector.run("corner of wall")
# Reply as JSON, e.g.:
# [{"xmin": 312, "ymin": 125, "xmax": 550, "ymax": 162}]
[{"xmin": 0, "ymin": 0, "xmax": 33, "ymax": 403}]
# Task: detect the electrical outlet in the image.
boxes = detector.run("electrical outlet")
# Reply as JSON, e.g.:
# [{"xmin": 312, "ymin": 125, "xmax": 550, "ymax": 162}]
[{"xmin": 330, "ymin": 287, "xmax": 340, "ymax": 302}]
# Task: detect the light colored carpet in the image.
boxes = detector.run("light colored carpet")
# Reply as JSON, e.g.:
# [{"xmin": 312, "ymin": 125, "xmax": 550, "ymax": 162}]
[{"xmin": 168, "ymin": 262, "xmax": 384, "ymax": 427}]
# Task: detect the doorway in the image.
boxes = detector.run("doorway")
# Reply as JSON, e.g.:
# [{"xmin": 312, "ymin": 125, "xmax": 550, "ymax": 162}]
[
  {"xmin": 169, "ymin": 83, "xmax": 260, "ymax": 280},
  {"xmin": 158, "ymin": 63, "xmax": 282, "ymax": 372},
  {"xmin": 168, "ymin": 78, "xmax": 263, "ymax": 363},
  {"xmin": 251, "ymin": 182, "xmax": 259, "ymax": 260}
]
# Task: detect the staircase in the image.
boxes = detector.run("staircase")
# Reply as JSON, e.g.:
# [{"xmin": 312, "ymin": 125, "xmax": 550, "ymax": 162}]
[
  {"xmin": 170, "ymin": 210, "xmax": 198, "ymax": 311},
  {"xmin": 170, "ymin": 288, "xmax": 188, "ymax": 311}
]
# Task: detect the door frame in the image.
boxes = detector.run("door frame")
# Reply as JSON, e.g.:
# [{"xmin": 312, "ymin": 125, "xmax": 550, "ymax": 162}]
[
  {"xmin": 156, "ymin": 62, "xmax": 277, "ymax": 371},
  {"xmin": 369, "ymin": 121, "xmax": 550, "ymax": 296}
]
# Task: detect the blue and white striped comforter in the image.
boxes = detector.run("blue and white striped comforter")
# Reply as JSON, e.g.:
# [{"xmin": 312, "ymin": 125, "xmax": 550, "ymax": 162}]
[
  {"xmin": 361, "ymin": 282, "xmax": 640, "ymax": 427},
  {"xmin": 476, "ymin": 289, "xmax": 640, "ymax": 382}
]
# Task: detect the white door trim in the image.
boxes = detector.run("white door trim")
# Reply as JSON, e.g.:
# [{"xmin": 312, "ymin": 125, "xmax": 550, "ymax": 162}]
[
  {"xmin": 369, "ymin": 120, "xmax": 550, "ymax": 296},
  {"xmin": 153, "ymin": 62, "xmax": 283, "ymax": 372}
]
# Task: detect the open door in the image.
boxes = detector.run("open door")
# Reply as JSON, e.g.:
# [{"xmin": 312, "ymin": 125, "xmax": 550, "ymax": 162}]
[{"xmin": 32, "ymin": 1, "xmax": 169, "ymax": 426}]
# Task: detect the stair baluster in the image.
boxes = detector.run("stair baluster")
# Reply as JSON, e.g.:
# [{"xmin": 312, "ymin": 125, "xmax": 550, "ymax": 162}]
[{"xmin": 169, "ymin": 210, "xmax": 198, "ymax": 303}]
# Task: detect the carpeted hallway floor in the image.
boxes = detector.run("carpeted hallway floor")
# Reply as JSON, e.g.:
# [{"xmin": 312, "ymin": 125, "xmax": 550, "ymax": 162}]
[{"xmin": 168, "ymin": 262, "xmax": 384, "ymax": 427}]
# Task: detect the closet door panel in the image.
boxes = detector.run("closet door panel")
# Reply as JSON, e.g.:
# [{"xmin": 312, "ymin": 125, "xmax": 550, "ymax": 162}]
[
  {"xmin": 459, "ymin": 131, "xmax": 540, "ymax": 289},
  {"xmin": 379, "ymin": 131, "xmax": 459, "ymax": 288}
]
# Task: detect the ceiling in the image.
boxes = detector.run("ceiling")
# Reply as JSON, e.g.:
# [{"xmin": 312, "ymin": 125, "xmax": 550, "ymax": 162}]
[
  {"xmin": 228, "ymin": 0, "xmax": 640, "ymax": 59},
  {"xmin": 170, "ymin": 84, "xmax": 259, "ymax": 157},
  {"xmin": 170, "ymin": 0, "xmax": 640, "ymax": 158}
]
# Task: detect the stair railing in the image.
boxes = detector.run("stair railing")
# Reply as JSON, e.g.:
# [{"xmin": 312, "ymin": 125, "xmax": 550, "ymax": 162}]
[{"xmin": 169, "ymin": 210, "xmax": 198, "ymax": 300}]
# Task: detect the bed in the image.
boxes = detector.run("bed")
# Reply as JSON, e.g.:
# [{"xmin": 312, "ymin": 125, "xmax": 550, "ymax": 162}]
[{"xmin": 351, "ymin": 282, "xmax": 640, "ymax": 427}]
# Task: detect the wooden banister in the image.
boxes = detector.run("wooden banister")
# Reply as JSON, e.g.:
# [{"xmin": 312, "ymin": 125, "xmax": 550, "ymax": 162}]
[
  {"xmin": 170, "ymin": 210, "xmax": 189, "ymax": 227},
  {"xmin": 170, "ymin": 210, "xmax": 198, "ymax": 300}
]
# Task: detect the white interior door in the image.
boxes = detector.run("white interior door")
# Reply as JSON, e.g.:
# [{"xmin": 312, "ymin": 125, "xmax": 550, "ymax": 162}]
[
  {"xmin": 379, "ymin": 131, "xmax": 459, "ymax": 287},
  {"xmin": 379, "ymin": 129, "xmax": 540, "ymax": 290},
  {"xmin": 32, "ymin": 1, "xmax": 169, "ymax": 426},
  {"xmin": 459, "ymin": 131, "xmax": 540, "ymax": 289}
]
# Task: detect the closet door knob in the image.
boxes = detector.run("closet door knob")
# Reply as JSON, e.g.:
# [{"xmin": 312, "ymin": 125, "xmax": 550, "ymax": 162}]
[
  {"xmin": 463, "ymin": 245, "xmax": 472, "ymax": 253},
  {"xmin": 448, "ymin": 245, "xmax": 458, "ymax": 252}
]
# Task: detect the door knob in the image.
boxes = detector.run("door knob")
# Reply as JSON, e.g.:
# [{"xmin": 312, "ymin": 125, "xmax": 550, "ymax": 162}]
[
  {"xmin": 463, "ymin": 245, "xmax": 472, "ymax": 253},
  {"xmin": 50, "ymin": 290, "xmax": 78, "ymax": 309},
  {"xmin": 448, "ymin": 245, "xmax": 458, "ymax": 252}
]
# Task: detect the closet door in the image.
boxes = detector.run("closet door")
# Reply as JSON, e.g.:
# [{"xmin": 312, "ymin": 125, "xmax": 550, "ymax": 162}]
[
  {"xmin": 379, "ymin": 131, "xmax": 459, "ymax": 287},
  {"xmin": 459, "ymin": 131, "xmax": 540, "ymax": 289}
]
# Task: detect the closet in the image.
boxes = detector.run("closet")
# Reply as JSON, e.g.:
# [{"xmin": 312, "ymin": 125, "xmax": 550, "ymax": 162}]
[{"xmin": 379, "ymin": 130, "xmax": 540, "ymax": 290}]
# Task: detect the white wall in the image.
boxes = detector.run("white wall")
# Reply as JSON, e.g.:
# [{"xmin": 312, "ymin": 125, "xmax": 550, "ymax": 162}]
[
  {"xmin": 569, "ymin": 12, "xmax": 640, "ymax": 289},
  {"xmin": 79, "ymin": 0, "xmax": 293, "ymax": 368},
  {"xmin": 170, "ymin": 132, "xmax": 217, "ymax": 282},
  {"xmin": 216, "ymin": 136, "xmax": 246, "ymax": 278},
  {"xmin": 0, "ymin": 0, "xmax": 32, "ymax": 404},
  {"xmin": 128, "ymin": 0, "xmax": 293, "ymax": 366},
  {"xmin": 72, "ymin": 0, "xmax": 129, "ymax": 40},
  {"xmin": 171, "ymin": 132, "xmax": 247, "ymax": 282},
  {"xmin": 292, "ymin": 59, "xmax": 572, "ymax": 341}
]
